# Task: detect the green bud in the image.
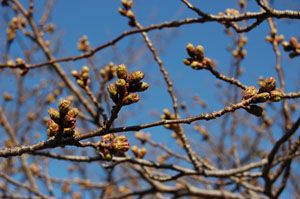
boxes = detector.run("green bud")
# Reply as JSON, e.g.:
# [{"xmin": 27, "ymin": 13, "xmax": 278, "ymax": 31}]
[
  {"xmin": 81, "ymin": 66, "xmax": 89, "ymax": 73},
  {"xmin": 107, "ymin": 83, "xmax": 118, "ymax": 99},
  {"xmin": 252, "ymin": 92, "xmax": 270, "ymax": 103},
  {"xmin": 245, "ymin": 105, "xmax": 263, "ymax": 117},
  {"xmin": 242, "ymin": 86, "xmax": 258, "ymax": 100},
  {"xmin": 270, "ymin": 90, "xmax": 283, "ymax": 102},
  {"xmin": 76, "ymin": 79, "xmax": 85, "ymax": 88},
  {"xmin": 58, "ymin": 99, "xmax": 72, "ymax": 114},
  {"xmin": 127, "ymin": 71, "xmax": 144, "ymax": 84},
  {"xmin": 195, "ymin": 45, "xmax": 205, "ymax": 59},
  {"xmin": 81, "ymin": 71, "xmax": 89, "ymax": 81},
  {"xmin": 122, "ymin": 93, "xmax": 140, "ymax": 105},
  {"xmin": 117, "ymin": 64, "xmax": 127, "ymax": 79},
  {"xmin": 48, "ymin": 107, "xmax": 60, "ymax": 122},
  {"xmin": 186, "ymin": 43, "xmax": 196, "ymax": 58}
]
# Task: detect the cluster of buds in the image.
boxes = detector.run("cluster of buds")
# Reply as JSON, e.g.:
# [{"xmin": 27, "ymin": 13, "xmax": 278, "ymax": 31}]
[
  {"xmin": 6, "ymin": 16, "xmax": 26, "ymax": 42},
  {"xmin": 119, "ymin": 0, "xmax": 136, "ymax": 27},
  {"xmin": 77, "ymin": 35, "xmax": 90, "ymax": 52},
  {"xmin": 131, "ymin": 145, "xmax": 147, "ymax": 159},
  {"xmin": 135, "ymin": 131, "xmax": 151, "ymax": 144},
  {"xmin": 97, "ymin": 134, "xmax": 130, "ymax": 160},
  {"xmin": 183, "ymin": 43, "xmax": 215, "ymax": 70},
  {"xmin": 72, "ymin": 66, "xmax": 90, "ymax": 88},
  {"xmin": 47, "ymin": 99, "xmax": 79, "ymax": 138},
  {"xmin": 242, "ymin": 77, "xmax": 283, "ymax": 117},
  {"xmin": 266, "ymin": 33, "xmax": 284, "ymax": 44},
  {"xmin": 100, "ymin": 62, "xmax": 117, "ymax": 81},
  {"xmin": 160, "ymin": 108, "xmax": 179, "ymax": 131},
  {"xmin": 232, "ymin": 35, "xmax": 247, "ymax": 60},
  {"xmin": 107, "ymin": 64, "xmax": 149, "ymax": 106},
  {"xmin": 282, "ymin": 37, "xmax": 300, "ymax": 58}
]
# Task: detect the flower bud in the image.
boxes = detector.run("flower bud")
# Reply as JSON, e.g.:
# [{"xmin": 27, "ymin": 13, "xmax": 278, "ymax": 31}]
[
  {"xmin": 82, "ymin": 66, "xmax": 89, "ymax": 73},
  {"xmin": 122, "ymin": 93, "xmax": 140, "ymax": 105},
  {"xmin": 139, "ymin": 147, "xmax": 147, "ymax": 159},
  {"xmin": 58, "ymin": 99, "xmax": 72, "ymax": 114},
  {"xmin": 245, "ymin": 105, "xmax": 263, "ymax": 117},
  {"xmin": 129, "ymin": 82, "xmax": 149, "ymax": 92},
  {"xmin": 186, "ymin": 43, "xmax": 196, "ymax": 58},
  {"xmin": 117, "ymin": 64, "xmax": 127, "ymax": 79},
  {"xmin": 112, "ymin": 135, "xmax": 130, "ymax": 152},
  {"xmin": 71, "ymin": 70, "xmax": 79, "ymax": 78},
  {"xmin": 183, "ymin": 58, "xmax": 191, "ymax": 65},
  {"xmin": 270, "ymin": 90, "xmax": 283, "ymax": 102},
  {"xmin": 242, "ymin": 86, "xmax": 258, "ymax": 100},
  {"xmin": 116, "ymin": 78, "xmax": 127, "ymax": 95},
  {"xmin": 67, "ymin": 108, "xmax": 79, "ymax": 118},
  {"xmin": 47, "ymin": 120, "xmax": 59, "ymax": 137},
  {"xmin": 107, "ymin": 83, "xmax": 118, "ymax": 101},
  {"xmin": 131, "ymin": 145, "xmax": 139, "ymax": 157},
  {"xmin": 16, "ymin": 57, "xmax": 25, "ymax": 65},
  {"xmin": 195, "ymin": 45, "xmax": 205, "ymax": 59},
  {"xmin": 282, "ymin": 41, "xmax": 292, "ymax": 51},
  {"xmin": 48, "ymin": 107, "xmax": 60, "ymax": 122},
  {"xmin": 252, "ymin": 92, "xmax": 270, "ymax": 103},
  {"xmin": 289, "ymin": 37, "xmax": 298, "ymax": 49},
  {"xmin": 63, "ymin": 115, "xmax": 76, "ymax": 128},
  {"xmin": 259, "ymin": 77, "xmax": 276, "ymax": 92},
  {"xmin": 76, "ymin": 79, "xmax": 85, "ymax": 88},
  {"xmin": 81, "ymin": 71, "xmax": 89, "ymax": 81},
  {"xmin": 127, "ymin": 71, "xmax": 144, "ymax": 83}
]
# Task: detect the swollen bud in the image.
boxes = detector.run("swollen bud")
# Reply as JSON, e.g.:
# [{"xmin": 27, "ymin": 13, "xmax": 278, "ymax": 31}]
[
  {"xmin": 252, "ymin": 92, "xmax": 270, "ymax": 103},
  {"xmin": 270, "ymin": 90, "xmax": 283, "ymax": 102},
  {"xmin": 116, "ymin": 78, "xmax": 127, "ymax": 95},
  {"xmin": 242, "ymin": 86, "xmax": 258, "ymax": 100},
  {"xmin": 59, "ymin": 99, "xmax": 72, "ymax": 114},
  {"xmin": 259, "ymin": 77, "xmax": 276, "ymax": 93},
  {"xmin": 112, "ymin": 135, "xmax": 130, "ymax": 152},
  {"xmin": 117, "ymin": 64, "xmax": 127, "ymax": 79},
  {"xmin": 122, "ymin": 93, "xmax": 140, "ymax": 105},
  {"xmin": 127, "ymin": 71, "xmax": 144, "ymax": 84},
  {"xmin": 107, "ymin": 83, "xmax": 118, "ymax": 101},
  {"xmin": 186, "ymin": 43, "xmax": 196, "ymax": 58},
  {"xmin": 48, "ymin": 108, "xmax": 60, "ymax": 122}
]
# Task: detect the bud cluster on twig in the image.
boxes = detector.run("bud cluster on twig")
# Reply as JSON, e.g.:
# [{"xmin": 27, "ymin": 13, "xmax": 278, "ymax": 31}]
[
  {"xmin": 242, "ymin": 77, "xmax": 283, "ymax": 117},
  {"xmin": 107, "ymin": 64, "xmax": 149, "ymax": 106},
  {"xmin": 160, "ymin": 108, "xmax": 179, "ymax": 131},
  {"xmin": 77, "ymin": 35, "xmax": 91, "ymax": 52},
  {"xmin": 100, "ymin": 62, "xmax": 117, "ymax": 81},
  {"xmin": 131, "ymin": 145, "xmax": 147, "ymax": 159},
  {"xmin": 6, "ymin": 15, "xmax": 26, "ymax": 42},
  {"xmin": 282, "ymin": 37, "xmax": 300, "ymax": 58},
  {"xmin": 72, "ymin": 66, "xmax": 90, "ymax": 88},
  {"xmin": 119, "ymin": 0, "xmax": 136, "ymax": 27},
  {"xmin": 97, "ymin": 134, "xmax": 130, "ymax": 160},
  {"xmin": 47, "ymin": 99, "xmax": 79, "ymax": 138},
  {"xmin": 183, "ymin": 43, "xmax": 215, "ymax": 70}
]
